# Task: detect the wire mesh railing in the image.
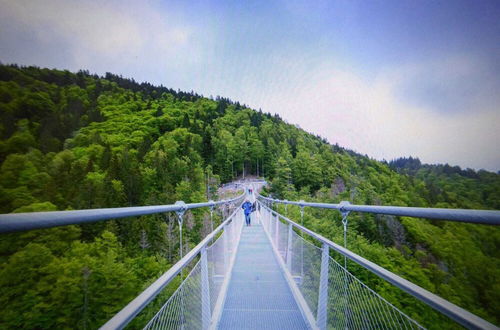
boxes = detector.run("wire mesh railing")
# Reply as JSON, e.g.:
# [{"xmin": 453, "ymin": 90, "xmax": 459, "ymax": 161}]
[
  {"xmin": 258, "ymin": 194, "xmax": 499, "ymax": 329},
  {"xmin": 327, "ymin": 258, "xmax": 422, "ymax": 329},
  {"xmin": 100, "ymin": 199, "xmax": 244, "ymax": 330},
  {"xmin": 144, "ymin": 208, "xmax": 244, "ymax": 330},
  {"xmin": 208, "ymin": 234, "xmax": 226, "ymax": 313},
  {"xmin": 259, "ymin": 202, "xmax": 423, "ymax": 329},
  {"xmin": 142, "ymin": 211, "xmax": 241, "ymax": 330},
  {"xmin": 144, "ymin": 258, "xmax": 204, "ymax": 329}
]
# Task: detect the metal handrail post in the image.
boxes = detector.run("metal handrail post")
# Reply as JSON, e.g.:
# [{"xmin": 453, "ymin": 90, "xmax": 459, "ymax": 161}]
[
  {"xmin": 201, "ymin": 246, "xmax": 211, "ymax": 329},
  {"xmin": 286, "ymin": 223, "xmax": 293, "ymax": 270},
  {"xmin": 174, "ymin": 201, "xmax": 186, "ymax": 328},
  {"xmin": 268, "ymin": 207, "xmax": 272, "ymax": 232},
  {"xmin": 275, "ymin": 214, "xmax": 280, "ymax": 248},
  {"xmin": 223, "ymin": 224, "xmax": 228, "ymax": 274},
  {"xmin": 317, "ymin": 243, "xmax": 330, "ymax": 330}
]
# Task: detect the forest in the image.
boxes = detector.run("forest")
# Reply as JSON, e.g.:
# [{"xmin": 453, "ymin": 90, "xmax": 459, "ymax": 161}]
[{"xmin": 0, "ymin": 64, "xmax": 499, "ymax": 329}]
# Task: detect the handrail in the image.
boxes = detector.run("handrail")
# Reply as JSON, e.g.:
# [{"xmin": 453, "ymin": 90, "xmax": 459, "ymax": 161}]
[
  {"xmin": 0, "ymin": 193, "xmax": 245, "ymax": 233},
  {"xmin": 100, "ymin": 202, "xmax": 244, "ymax": 330},
  {"xmin": 257, "ymin": 194, "xmax": 500, "ymax": 225},
  {"xmin": 257, "ymin": 200, "xmax": 498, "ymax": 329}
]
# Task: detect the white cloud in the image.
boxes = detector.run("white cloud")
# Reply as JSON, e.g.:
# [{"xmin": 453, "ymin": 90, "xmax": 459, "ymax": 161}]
[
  {"xmin": 1, "ymin": 0, "xmax": 142, "ymax": 54},
  {"xmin": 0, "ymin": 0, "xmax": 201, "ymax": 80},
  {"xmin": 390, "ymin": 55, "xmax": 500, "ymax": 114}
]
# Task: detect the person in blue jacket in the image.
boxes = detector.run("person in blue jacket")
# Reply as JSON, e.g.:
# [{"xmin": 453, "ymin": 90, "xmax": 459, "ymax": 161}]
[{"xmin": 242, "ymin": 200, "xmax": 254, "ymax": 226}]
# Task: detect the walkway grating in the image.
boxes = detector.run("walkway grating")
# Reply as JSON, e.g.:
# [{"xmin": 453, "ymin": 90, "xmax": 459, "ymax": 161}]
[{"xmin": 218, "ymin": 222, "xmax": 309, "ymax": 329}]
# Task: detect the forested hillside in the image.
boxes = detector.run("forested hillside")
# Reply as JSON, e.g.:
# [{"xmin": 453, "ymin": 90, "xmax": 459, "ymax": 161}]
[{"xmin": 0, "ymin": 64, "xmax": 499, "ymax": 329}]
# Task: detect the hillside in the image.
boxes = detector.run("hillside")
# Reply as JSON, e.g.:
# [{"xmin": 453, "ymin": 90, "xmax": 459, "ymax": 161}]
[{"xmin": 0, "ymin": 64, "xmax": 499, "ymax": 328}]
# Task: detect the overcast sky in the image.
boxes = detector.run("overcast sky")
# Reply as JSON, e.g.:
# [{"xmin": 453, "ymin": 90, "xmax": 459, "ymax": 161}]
[{"xmin": 1, "ymin": 0, "xmax": 499, "ymax": 171}]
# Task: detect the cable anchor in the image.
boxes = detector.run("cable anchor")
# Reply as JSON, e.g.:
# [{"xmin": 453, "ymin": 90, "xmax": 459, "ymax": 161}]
[{"xmin": 339, "ymin": 201, "xmax": 351, "ymax": 269}]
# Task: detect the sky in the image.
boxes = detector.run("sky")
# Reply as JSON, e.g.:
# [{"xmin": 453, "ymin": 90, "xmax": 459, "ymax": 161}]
[{"xmin": 1, "ymin": 0, "xmax": 499, "ymax": 171}]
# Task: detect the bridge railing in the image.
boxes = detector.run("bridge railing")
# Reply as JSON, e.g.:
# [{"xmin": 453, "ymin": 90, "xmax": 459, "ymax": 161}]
[
  {"xmin": 0, "ymin": 192, "xmax": 245, "ymax": 329},
  {"xmin": 257, "ymin": 196, "xmax": 500, "ymax": 225},
  {"xmin": 0, "ymin": 193, "xmax": 245, "ymax": 233},
  {"xmin": 257, "ymin": 195, "xmax": 498, "ymax": 330},
  {"xmin": 101, "ymin": 199, "xmax": 245, "ymax": 329},
  {"xmin": 141, "ymin": 206, "xmax": 244, "ymax": 330},
  {"xmin": 259, "ymin": 202, "xmax": 423, "ymax": 329}
]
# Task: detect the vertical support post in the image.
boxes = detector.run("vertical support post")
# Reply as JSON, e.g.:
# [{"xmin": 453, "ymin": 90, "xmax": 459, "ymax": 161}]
[
  {"xmin": 267, "ymin": 206, "xmax": 272, "ymax": 235},
  {"xmin": 286, "ymin": 223, "xmax": 293, "ymax": 270},
  {"xmin": 201, "ymin": 246, "xmax": 211, "ymax": 329},
  {"xmin": 175, "ymin": 201, "xmax": 187, "ymax": 328},
  {"xmin": 256, "ymin": 202, "xmax": 260, "ymax": 225},
  {"xmin": 268, "ymin": 209, "xmax": 272, "ymax": 233},
  {"xmin": 317, "ymin": 243, "xmax": 330, "ymax": 330},
  {"xmin": 241, "ymin": 207, "xmax": 244, "ymax": 230},
  {"xmin": 267, "ymin": 208, "xmax": 271, "ymax": 232},
  {"xmin": 228, "ymin": 220, "xmax": 233, "ymax": 254},
  {"xmin": 339, "ymin": 201, "xmax": 351, "ymax": 328},
  {"xmin": 263, "ymin": 204, "xmax": 266, "ymax": 227},
  {"xmin": 262, "ymin": 205, "xmax": 266, "ymax": 229},
  {"xmin": 208, "ymin": 202, "xmax": 215, "ymax": 281},
  {"xmin": 299, "ymin": 201, "xmax": 305, "ymax": 227},
  {"xmin": 230, "ymin": 218, "xmax": 235, "ymax": 251},
  {"xmin": 209, "ymin": 201, "xmax": 215, "ymax": 234},
  {"xmin": 299, "ymin": 201, "xmax": 305, "ymax": 280},
  {"xmin": 274, "ymin": 214, "xmax": 279, "ymax": 248},
  {"xmin": 223, "ymin": 224, "xmax": 228, "ymax": 274}
]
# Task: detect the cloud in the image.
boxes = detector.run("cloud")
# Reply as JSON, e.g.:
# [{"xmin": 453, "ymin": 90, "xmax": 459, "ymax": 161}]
[
  {"xmin": 393, "ymin": 55, "xmax": 500, "ymax": 114},
  {"xmin": 0, "ymin": 0, "xmax": 200, "ymax": 81},
  {"xmin": 2, "ymin": 1, "xmax": 141, "ymax": 54}
]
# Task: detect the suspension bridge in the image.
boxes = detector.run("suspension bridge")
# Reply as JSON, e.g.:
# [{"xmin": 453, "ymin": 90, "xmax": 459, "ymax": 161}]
[{"xmin": 0, "ymin": 182, "xmax": 499, "ymax": 329}]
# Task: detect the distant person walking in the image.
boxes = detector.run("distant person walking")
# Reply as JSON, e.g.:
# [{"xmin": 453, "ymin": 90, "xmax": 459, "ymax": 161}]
[{"xmin": 242, "ymin": 200, "xmax": 254, "ymax": 226}]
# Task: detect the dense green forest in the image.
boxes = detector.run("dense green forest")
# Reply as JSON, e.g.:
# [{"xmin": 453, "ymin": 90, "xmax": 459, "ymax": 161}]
[{"xmin": 0, "ymin": 64, "xmax": 499, "ymax": 329}]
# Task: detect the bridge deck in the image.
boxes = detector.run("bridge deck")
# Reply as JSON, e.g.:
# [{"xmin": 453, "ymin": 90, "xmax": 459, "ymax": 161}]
[{"xmin": 218, "ymin": 218, "xmax": 308, "ymax": 329}]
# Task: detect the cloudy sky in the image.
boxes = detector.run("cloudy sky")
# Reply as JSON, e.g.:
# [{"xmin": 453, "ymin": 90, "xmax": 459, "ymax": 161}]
[{"xmin": 1, "ymin": 0, "xmax": 499, "ymax": 171}]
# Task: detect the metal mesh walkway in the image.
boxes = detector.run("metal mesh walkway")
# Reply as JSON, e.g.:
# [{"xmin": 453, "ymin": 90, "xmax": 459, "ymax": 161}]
[{"xmin": 218, "ymin": 222, "xmax": 309, "ymax": 329}]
